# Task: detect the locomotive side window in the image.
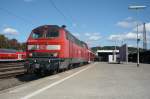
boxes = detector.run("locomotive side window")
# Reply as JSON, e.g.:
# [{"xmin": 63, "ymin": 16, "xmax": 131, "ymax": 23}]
[
  {"xmin": 66, "ymin": 31, "xmax": 76, "ymax": 43},
  {"xmin": 65, "ymin": 31, "xmax": 70, "ymax": 40},
  {"xmin": 65, "ymin": 31, "xmax": 85, "ymax": 48}
]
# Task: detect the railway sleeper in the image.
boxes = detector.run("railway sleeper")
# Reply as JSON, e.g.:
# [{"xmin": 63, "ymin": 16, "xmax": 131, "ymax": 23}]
[{"xmin": 0, "ymin": 66, "xmax": 25, "ymax": 72}]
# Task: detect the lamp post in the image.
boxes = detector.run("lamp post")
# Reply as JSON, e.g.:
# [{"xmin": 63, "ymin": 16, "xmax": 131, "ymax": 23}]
[{"xmin": 128, "ymin": 5, "xmax": 146, "ymax": 67}]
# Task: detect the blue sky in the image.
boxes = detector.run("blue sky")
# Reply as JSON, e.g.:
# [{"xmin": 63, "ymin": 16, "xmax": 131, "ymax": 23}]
[{"xmin": 0, "ymin": 0, "xmax": 150, "ymax": 48}]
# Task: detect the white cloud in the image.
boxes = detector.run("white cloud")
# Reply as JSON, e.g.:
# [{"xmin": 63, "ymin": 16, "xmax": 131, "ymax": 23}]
[
  {"xmin": 77, "ymin": 32, "xmax": 102, "ymax": 47},
  {"xmin": 146, "ymin": 23, "xmax": 150, "ymax": 32},
  {"xmin": 146, "ymin": 35, "xmax": 150, "ymax": 45},
  {"xmin": 73, "ymin": 33, "xmax": 80, "ymax": 37},
  {"xmin": 2, "ymin": 27, "xmax": 19, "ymax": 35},
  {"xmin": 125, "ymin": 32, "xmax": 136, "ymax": 40},
  {"xmin": 72, "ymin": 32, "xmax": 101, "ymax": 44},
  {"xmin": 85, "ymin": 33, "xmax": 90, "ymax": 36},
  {"xmin": 72, "ymin": 23, "xmax": 77, "ymax": 27},
  {"xmin": 125, "ymin": 17, "xmax": 133, "ymax": 21},
  {"xmin": 85, "ymin": 33, "xmax": 101, "ymax": 41},
  {"xmin": 117, "ymin": 21, "xmax": 130, "ymax": 28},
  {"xmin": 108, "ymin": 34, "xmax": 123, "ymax": 41},
  {"xmin": 117, "ymin": 21, "xmax": 137, "ymax": 28},
  {"xmin": 108, "ymin": 32, "xmax": 142, "ymax": 41},
  {"xmin": 116, "ymin": 17, "xmax": 137, "ymax": 28},
  {"xmin": 89, "ymin": 35, "xmax": 101, "ymax": 41},
  {"xmin": 134, "ymin": 22, "xmax": 150, "ymax": 33}
]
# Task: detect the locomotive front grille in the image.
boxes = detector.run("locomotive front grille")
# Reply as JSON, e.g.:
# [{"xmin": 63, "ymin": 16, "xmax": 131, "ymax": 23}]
[{"xmin": 30, "ymin": 52, "xmax": 58, "ymax": 58}]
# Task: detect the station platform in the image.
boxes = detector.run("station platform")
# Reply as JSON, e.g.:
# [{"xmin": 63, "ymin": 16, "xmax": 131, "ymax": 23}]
[{"xmin": 0, "ymin": 62, "xmax": 150, "ymax": 99}]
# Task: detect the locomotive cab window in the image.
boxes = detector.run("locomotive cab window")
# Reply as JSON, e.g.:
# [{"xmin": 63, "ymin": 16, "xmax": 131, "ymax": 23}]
[
  {"xmin": 46, "ymin": 29, "xmax": 59, "ymax": 38},
  {"xmin": 32, "ymin": 32, "xmax": 43, "ymax": 39}
]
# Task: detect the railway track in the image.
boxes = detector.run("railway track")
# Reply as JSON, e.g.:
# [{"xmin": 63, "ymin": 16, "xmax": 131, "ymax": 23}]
[{"xmin": 0, "ymin": 62, "xmax": 26, "ymax": 79}]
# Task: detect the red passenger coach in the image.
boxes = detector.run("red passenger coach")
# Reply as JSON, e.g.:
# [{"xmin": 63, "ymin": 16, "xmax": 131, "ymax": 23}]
[
  {"xmin": 0, "ymin": 49, "xmax": 26, "ymax": 62},
  {"xmin": 25, "ymin": 25, "xmax": 95, "ymax": 74},
  {"xmin": 88, "ymin": 50, "xmax": 96, "ymax": 63}
]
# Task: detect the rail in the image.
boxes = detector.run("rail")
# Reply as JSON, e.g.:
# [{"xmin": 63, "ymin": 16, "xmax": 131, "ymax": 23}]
[{"xmin": 0, "ymin": 62, "xmax": 26, "ymax": 79}]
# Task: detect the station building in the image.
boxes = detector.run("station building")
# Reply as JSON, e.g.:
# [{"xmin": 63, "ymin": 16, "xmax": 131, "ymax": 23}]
[{"xmin": 96, "ymin": 50, "xmax": 119, "ymax": 62}]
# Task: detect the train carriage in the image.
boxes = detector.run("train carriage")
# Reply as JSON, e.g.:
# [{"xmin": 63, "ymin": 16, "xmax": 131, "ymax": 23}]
[{"xmin": 0, "ymin": 49, "xmax": 26, "ymax": 62}]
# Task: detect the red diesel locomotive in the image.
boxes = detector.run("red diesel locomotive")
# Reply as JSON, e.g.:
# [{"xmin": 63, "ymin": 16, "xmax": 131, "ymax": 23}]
[{"xmin": 25, "ymin": 25, "xmax": 95, "ymax": 74}]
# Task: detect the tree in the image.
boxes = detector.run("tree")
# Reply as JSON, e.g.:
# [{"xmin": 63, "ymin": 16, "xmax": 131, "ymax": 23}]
[
  {"xmin": 0, "ymin": 34, "xmax": 26, "ymax": 51},
  {"xmin": 0, "ymin": 34, "xmax": 7, "ymax": 48}
]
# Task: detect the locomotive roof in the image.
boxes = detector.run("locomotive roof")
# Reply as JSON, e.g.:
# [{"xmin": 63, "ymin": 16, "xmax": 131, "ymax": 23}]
[
  {"xmin": 32, "ymin": 25, "xmax": 88, "ymax": 48},
  {"xmin": 32, "ymin": 25, "xmax": 60, "ymax": 31}
]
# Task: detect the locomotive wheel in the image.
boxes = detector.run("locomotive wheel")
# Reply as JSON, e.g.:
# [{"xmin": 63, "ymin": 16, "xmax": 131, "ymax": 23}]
[
  {"xmin": 34, "ymin": 69, "xmax": 45, "ymax": 77},
  {"xmin": 57, "ymin": 68, "xmax": 60, "ymax": 73},
  {"xmin": 35, "ymin": 71, "xmax": 41, "ymax": 76},
  {"xmin": 40, "ymin": 70, "xmax": 46, "ymax": 77},
  {"xmin": 66, "ymin": 66, "xmax": 69, "ymax": 71},
  {"xmin": 52, "ymin": 69, "xmax": 57, "ymax": 75},
  {"xmin": 68, "ymin": 64, "xmax": 73, "ymax": 70},
  {"xmin": 27, "ymin": 67, "xmax": 34, "ymax": 74}
]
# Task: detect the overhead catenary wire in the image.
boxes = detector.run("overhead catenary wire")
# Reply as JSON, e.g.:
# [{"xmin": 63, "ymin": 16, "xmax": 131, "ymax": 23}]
[
  {"xmin": 48, "ymin": 0, "xmax": 77, "ymax": 27},
  {"xmin": 0, "ymin": 1, "xmax": 81, "ymax": 34},
  {"xmin": 0, "ymin": 7, "xmax": 35, "ymax": 25},
  {"xmin": 48, "ymin": 0, "xmax": 83, "ymax": 36}
]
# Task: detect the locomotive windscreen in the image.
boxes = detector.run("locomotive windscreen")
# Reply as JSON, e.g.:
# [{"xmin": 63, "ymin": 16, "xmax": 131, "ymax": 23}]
[
  {"xmin": 31, "ymin": 25, "xmax": 59, "ymax": 39},
  {"xmin": 30, "ymin": 52, "xmax": 57, "ymax": 58},
  {"xmin": 46, "ymin": 28, "xmax": 59, "ymax": 37},
  {"xmin": 32, "ymin": 32, "xmax": 43, "ymax": 39}
]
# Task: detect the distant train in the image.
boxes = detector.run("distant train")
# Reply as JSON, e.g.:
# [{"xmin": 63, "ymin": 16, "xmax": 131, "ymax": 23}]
[
  {"xmin": 0, "ymin": 49, "xmax": 26, "ymax": 62},
  {"xmin": 25, "ymin": 25, "xmax": 96, "ymax": 75}
]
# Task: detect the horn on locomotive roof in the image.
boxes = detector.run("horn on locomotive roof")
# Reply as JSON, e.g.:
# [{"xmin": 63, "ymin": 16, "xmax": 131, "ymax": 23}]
[{"xmin": 61, "ymin": 25, "xmax": 66, "ymax": 28}]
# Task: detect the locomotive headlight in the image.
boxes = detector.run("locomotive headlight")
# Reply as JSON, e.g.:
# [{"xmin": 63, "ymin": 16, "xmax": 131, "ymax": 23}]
[
  {"xmin": 53, "ymin": 53, "xmax": 58, "ymax": 57},
  {"xmin": 28, "ymin": 45, "xmax": 34, "ymax": 50},
  {"xmin": 34, "ymin": 59, "xmax": 37, "ymax": 63},
  {"xmin": 47, "ymin": 45, "xmax": 61, "ymax": 50},
  {"xmin": 28, "ymin": 45, "xmax": 39, "ymax": 50}
]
